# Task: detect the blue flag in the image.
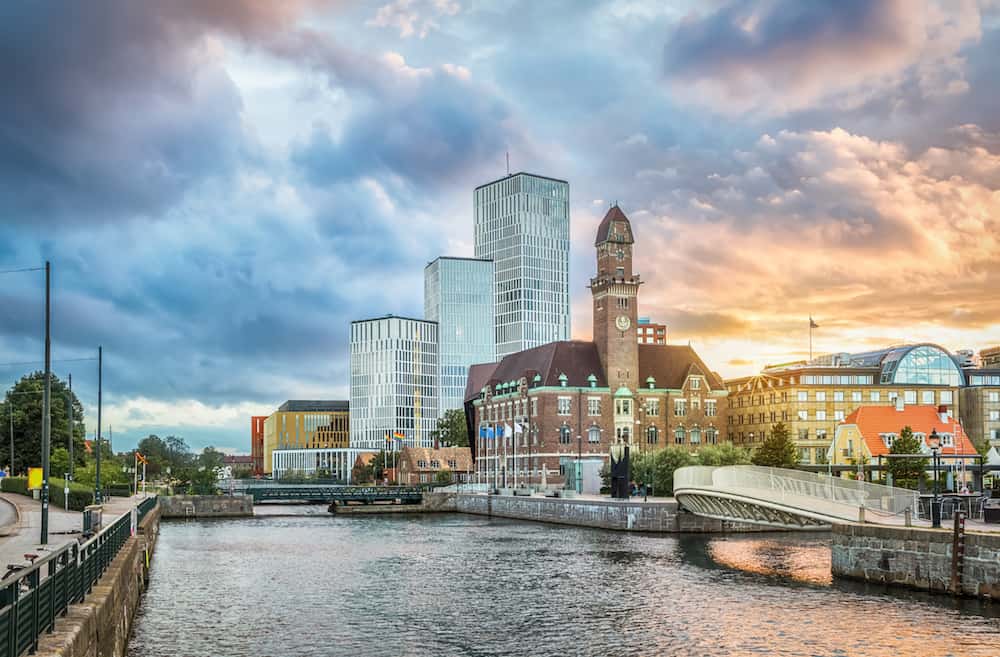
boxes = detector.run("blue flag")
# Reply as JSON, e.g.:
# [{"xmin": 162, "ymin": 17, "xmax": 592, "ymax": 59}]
[
  {"xmin": 479, "ymin": 426, "xmax": 487, "ymax": 439},
  {"xmin": 486, "ymin": 426, "xmax": 495, "ymax": 439},
  {"xmin": 496, "ymin": 425, "xmax": 505, "ymax": 439}
]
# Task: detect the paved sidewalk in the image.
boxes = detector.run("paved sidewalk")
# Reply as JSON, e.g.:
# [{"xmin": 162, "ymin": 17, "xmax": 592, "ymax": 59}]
[{"xmin": 0, "ymin": 493, "xmax": 151, "ymax": 570}]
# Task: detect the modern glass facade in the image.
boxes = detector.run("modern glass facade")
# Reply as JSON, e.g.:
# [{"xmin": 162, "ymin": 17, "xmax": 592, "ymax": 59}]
[
  {"xmin": 424, "ymin": 257, "xmax": 494, "ymax": 416},
  {"xmin": 879, "ymin": 344, "xmax": 964, "ymax": 386},
  {"xmin": 350, "ymin": 316, "xmax": 439, "ymax": 451},
  {"xmin": 474, "ymin": 172, "xmax": 570, "ymax": 358}
]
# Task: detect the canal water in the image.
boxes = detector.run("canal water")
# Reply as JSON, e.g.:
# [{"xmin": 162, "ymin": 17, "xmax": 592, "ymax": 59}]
[{"xmin": 127, "ymin": 511, "xmax": 1000, "ymax": 657}]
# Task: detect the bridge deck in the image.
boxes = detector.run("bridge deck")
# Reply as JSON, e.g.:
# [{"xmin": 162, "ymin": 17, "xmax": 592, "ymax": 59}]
[
  {"xmin": 243, "ymin": 485, "xmax": 426, "ymax": 504},
  {"xmin": 674, "ymin": 466, "xmax": 919, "ymax": 529}
]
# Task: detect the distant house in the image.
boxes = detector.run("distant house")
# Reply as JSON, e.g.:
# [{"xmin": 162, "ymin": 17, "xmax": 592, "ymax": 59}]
[
  {"xmin": 398, "ymin": 447, "xmax": 473, "ymax": 485},
  {"xmin": 829, "ymin": 401, "xmax": 978, "ymax": 470}
]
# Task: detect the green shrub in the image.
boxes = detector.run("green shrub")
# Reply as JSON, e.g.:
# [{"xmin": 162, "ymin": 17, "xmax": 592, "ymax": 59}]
[
  {"xmin": 107, "ymin": 484, "xmax": 132, "ymax": 497},
  {"xmin": 1, "ymin": 476, "xmax": 96, "ymax": 511}
]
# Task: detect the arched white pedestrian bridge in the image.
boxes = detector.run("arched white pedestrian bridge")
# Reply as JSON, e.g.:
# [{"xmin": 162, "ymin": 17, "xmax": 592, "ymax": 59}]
[{"xmin": 674, "ymin": 466, "xmax": 919, "ymax": 529}]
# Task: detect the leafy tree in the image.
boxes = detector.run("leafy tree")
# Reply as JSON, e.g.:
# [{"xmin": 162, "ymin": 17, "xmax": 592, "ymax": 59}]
[
  {"xmin": 136, "ymin": 434, "xmax": 169, "ymax": 476},
  {"xmin": 50, "ymin": 447, "xmax": 71, "ymax": 479},
  {"xmin": 434, "ymin": 469, "xmax": 454, "ymax": 485},
  {"xmin": 697, "ymin": 443, "xmax": 752, "ymax": 467},
  {"xmin": 626, "ymin": 446, "xmax": 697, "ymax": 496},
  {"xmin": 431, "ymin": 409, "xmax": 469, "ymax": 447},
  {"xmin": 651, "ymin": 447, "xmax": 698, "ymax": 495},
  {"xmin": 751, "ymin": 422, "xmax": 798, "ymax": 468},
  {"xmin": 887, "ymin": 426, "xmax": 926, "ymax": 490},
  {"xmin": 1, "ymin": 372, "xmax": 87, "ymax": 475}
]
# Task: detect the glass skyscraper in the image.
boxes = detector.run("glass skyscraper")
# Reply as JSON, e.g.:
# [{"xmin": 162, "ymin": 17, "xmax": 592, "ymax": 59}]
[
  {"xmin": 424, "ymin": 257, "xmax": 494, "ymax": 416},
  {"xmin": 349, "ymin": 315, "xmax": 438, "ymax": 451},
  {"xmin": 474, "ymin": 172, "xmax": 570, "ymax": 358}
]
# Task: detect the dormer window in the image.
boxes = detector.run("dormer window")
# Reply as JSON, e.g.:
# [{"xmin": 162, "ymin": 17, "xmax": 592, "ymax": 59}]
[
  {"xmin": 881, "ymin": 433, "xmax": 896, "ymax": 448},
  {"xmin": 587, "ymin": 374, "xmax": 597, "ymax": 388},
  {"xmin": 558, "ymin": 373, "xmax": 568, "ymax": 387},
  {"xmin": 690, "ymin": 377, "xmax": 701, "ymax": 390},
  {"xmin": 940, "ymin": 433, "xmax": 954, "ymax": 447}
]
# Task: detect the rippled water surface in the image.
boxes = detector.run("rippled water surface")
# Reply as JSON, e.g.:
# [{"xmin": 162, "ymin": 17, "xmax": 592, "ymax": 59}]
[{"xmin": 127, "ymin": 511, "xmax": 1000, "ymax": 657}]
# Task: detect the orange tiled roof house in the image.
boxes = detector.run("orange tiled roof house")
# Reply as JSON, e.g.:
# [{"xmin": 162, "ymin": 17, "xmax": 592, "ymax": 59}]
[{"xmin": 829, "ymin": 400, "xmax": 978, "ymax": 472}]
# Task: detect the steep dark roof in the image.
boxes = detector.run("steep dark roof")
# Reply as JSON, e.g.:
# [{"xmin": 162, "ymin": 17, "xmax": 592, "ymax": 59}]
[
  {"xmin": 594, "ymin": 205, "xmax": 634, "ymax": 246},
  {"xmin": 464, "ymin": 362, "xmax": 500, "ymax": 402},
  {"xmin": 637, "ymin": 344, "xmax": 724, "ymax": 390},
  {"xmin": 278, "ymin": 400, "xmax": 349, "ymax": 412},
  {"xmin": 463, "ymin": 341, "xmax": 606, "ymax": 401}
]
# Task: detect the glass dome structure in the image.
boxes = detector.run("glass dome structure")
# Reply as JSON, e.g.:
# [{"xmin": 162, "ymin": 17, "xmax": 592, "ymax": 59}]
[{"xmin": 877, "ymin": 344, "xmax": 963, "ymax": 386}]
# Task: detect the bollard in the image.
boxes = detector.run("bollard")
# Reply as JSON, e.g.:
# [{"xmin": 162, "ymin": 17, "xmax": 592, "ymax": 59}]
[
  {"xmin": 904, "ymin": 508, "xmax": 912, "ymax": 527},
  {"xmin": 858, "ymin": 506, "xmax": 866, "ymax": 524}
]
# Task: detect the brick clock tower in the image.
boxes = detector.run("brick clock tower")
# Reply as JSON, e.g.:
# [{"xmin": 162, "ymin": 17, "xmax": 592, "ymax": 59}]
[{"xmin": 590, "ymin": 205, "xmax": 641, "ymax": 396}]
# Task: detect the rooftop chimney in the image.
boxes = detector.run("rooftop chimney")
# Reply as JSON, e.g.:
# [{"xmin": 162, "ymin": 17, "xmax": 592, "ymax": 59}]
[
  {"xmin": 938, "ymin": 404, "xmax": 950, "ymax": 424},
  {"xmin": 895, "ymin": 396, "xmax": 905, "ymax": 412}
]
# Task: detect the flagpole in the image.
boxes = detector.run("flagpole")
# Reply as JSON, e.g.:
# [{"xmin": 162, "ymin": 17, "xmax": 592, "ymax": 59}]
[{"xmin": 513, "ymin": 421, "xmax": 518, "ymax": 489}]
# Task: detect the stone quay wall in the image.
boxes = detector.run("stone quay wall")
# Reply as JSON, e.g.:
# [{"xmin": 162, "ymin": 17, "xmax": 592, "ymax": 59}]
[
  {"xmin": 159, "ymin": 494, "xmax": 253, "ymax": 518},
  {"xmin": 455, "ymin": 493, "xmax": 773, "ymax": 533},
  {"xmin": 334, "ymin": 492, "xmax": 457, "ymax": 515},
  {"xmin": 36, "ymin": 503, "xmax": 161, "ymax": 657},
  {"xmin": 832, "ymin": 523, "xmax": 1000, "ymax": 599}
]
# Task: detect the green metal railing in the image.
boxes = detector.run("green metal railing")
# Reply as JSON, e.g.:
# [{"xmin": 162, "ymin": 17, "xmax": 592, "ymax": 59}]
[
  {"xmin": 243, "ymin": 484, "xmax": 426, "ymax": 503},
  {"xmin": 0, "ymin": 496, "xmax": 157, "ymax": 657}
]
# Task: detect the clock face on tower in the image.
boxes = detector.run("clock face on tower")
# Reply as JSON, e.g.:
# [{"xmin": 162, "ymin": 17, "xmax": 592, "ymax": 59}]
[{"xmin": 615, "ymin": 315, "xmax": 631, "ymax": 331}]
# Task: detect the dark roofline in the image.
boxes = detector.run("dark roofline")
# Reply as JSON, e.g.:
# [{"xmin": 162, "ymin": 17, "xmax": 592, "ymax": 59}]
[
  {"xmin": 474, "ymin": 171, "xmax": 569, "ymax": 191},
  {"xmin": 425, "ymin": 256, "xmax": 494, "ymax": 267},
  {"xmin": 278, "ymin": 400, "xmax": 349, "ymax": 412},
  {"xmin": 351, "ymin": 314, "xmax": 438, "ymax": 325}
]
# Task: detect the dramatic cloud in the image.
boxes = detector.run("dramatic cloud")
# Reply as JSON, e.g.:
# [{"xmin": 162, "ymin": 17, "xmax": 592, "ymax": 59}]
[
  {"xmin": 2, "ymin": 0, "xmax": 998, "ymax": 452},
  {"xmin": 662, "ymin": 0, "xmax": 983, "ymax": 115}
]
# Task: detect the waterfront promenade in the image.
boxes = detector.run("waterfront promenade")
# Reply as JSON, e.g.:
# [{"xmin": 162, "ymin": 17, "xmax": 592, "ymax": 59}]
[{"xmin": 0, "ymin": 492, "xmax": 149, "ymax": 567}]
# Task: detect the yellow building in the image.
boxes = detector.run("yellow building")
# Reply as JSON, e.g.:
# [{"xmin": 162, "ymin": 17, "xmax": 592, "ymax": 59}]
[
  {"xmin": 725, "ymin": 344, "xmax": 966, "ymax": 465},
  {"xmin": 961, "ymin": 361, "xmax": 1000, "ymax": 449},
  {"xmin": 262, "ymin": 400, "xmax": 349, "ymax": 474},
  {"xmin": 828, "ymin": 403, "xmax": 979, "ymax": 473}
]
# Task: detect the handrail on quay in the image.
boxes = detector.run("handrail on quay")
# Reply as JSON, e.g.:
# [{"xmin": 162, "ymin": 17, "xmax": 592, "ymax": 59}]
[
  {"xmin": 674, "ymin": 466, "xmax": 919, "ymax": 522},
  {"xmin": 0, "ymin": 496, "xmax": 157, "ymax": 657}
]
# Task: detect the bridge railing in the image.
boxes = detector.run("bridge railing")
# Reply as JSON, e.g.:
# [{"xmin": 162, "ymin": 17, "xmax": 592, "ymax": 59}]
[
  {"xmin": 675, "ymin": 466, "xmax": 919, "ymax": 520},
  {"xmin": 0, "ymin": 496, "xmax": 157, "ymax": 657}
]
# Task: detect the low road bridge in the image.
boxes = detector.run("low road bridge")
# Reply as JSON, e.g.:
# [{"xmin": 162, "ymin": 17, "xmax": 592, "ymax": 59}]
[
  {"xmin": 243, "ymin": 484, "xmax": 425, "ymax": 504},
  {"xmin": 674, "ymin": 465, "xmax": 919, "ymax": 529}
]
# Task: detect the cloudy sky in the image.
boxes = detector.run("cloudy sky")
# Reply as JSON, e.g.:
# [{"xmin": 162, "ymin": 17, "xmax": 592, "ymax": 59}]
[{"xmin": 2, "ymin": 0, "xmax": 999, "ymax": 453}]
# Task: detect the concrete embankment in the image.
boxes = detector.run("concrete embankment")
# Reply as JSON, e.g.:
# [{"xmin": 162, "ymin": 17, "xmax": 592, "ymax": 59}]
[
  {"xmin": 159, "ymin": 494, "xmax": 253, "ymax": 518},
  {"xmin": 35, "ymin": 504, "xmax": 161, "ymax": 657},
  {"xmin": 332, "ymin": 492, "xmax": 457, "ymax": 515},
  {"xmin": 455, "ymin": 493, "xmax": 773, "ymax": 533},
  {"xmin": 832, "ymin": 523, "xmax": 1000, "ymax": 599}
]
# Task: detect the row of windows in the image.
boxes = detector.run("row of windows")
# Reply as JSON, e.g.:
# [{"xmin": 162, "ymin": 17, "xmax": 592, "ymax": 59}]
[{"xmin": 735, "ymin": 388, "xmax": 955, "ymax": 407}]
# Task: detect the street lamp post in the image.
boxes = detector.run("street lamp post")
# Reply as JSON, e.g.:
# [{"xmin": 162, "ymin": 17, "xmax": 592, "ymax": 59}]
[
  {"xmin": 576, "ymin": 431, "xmax": 582, "ymax": 495},
  {"xmin": 66, "ymin": 373, "xmax": 74, "ymax": 481},
  {"xmin": 95, "ymin": 345, "xmax": 103, "ymax": 505},
  {"xmin": 930, "ymin": 429, "xmax": 942, "ymax": 529},
  {"xmin": 40, "ymin": 261, "xmax": 51, "ymax": 545}
]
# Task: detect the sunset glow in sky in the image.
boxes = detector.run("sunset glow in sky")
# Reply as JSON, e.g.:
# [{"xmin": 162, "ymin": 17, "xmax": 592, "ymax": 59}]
[{"xmin": 2, "ymin": 0, "xmax": 998, "ymax": 452}]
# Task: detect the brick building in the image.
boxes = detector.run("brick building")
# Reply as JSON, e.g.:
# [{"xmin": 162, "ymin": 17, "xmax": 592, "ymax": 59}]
[
  {"xmin": 398, "ymin": 447, "xmax": 473, "ymax": 484},
  {"xmin": 250, "ymin": 416, "xmax": 266, "ymax": 476},
  {"xmin": 464, "ymin": 205, "xmax": 727, "ymax": 491}
]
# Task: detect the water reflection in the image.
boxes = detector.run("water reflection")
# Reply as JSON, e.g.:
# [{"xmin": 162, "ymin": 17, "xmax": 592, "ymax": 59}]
[
  {"xmin": 128, "ymin": 516, "xmax": 1000, "ymax": 657},
  {"xmin": 701, "ymin": 533, "xmax": 833, "ymax": 584}
]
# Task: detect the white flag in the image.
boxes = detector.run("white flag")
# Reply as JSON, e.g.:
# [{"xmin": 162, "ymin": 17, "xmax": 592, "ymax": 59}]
[
  {"xmin": 514, "ymin": 421, "xmax": 524, "ymax": 435},
  {"xmin": 504, "ymin": 423, "xmax": 513, "ymax": 438}
]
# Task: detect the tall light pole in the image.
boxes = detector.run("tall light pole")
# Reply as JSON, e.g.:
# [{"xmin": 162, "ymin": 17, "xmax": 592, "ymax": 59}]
[
  {"xmin": 40, "ymin": 261, "xmax": 51, "ymax": 545},
  {"xmin": 7, "ymin": 396, "xmax": 12, "ymax": 476},
  {"xmin": 66, "ymin": 373, "xmax": 74, "ymax": 481},
  {"xmin": 95, "ymin": 345, "xmax": 103, "ymax": 505}
]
